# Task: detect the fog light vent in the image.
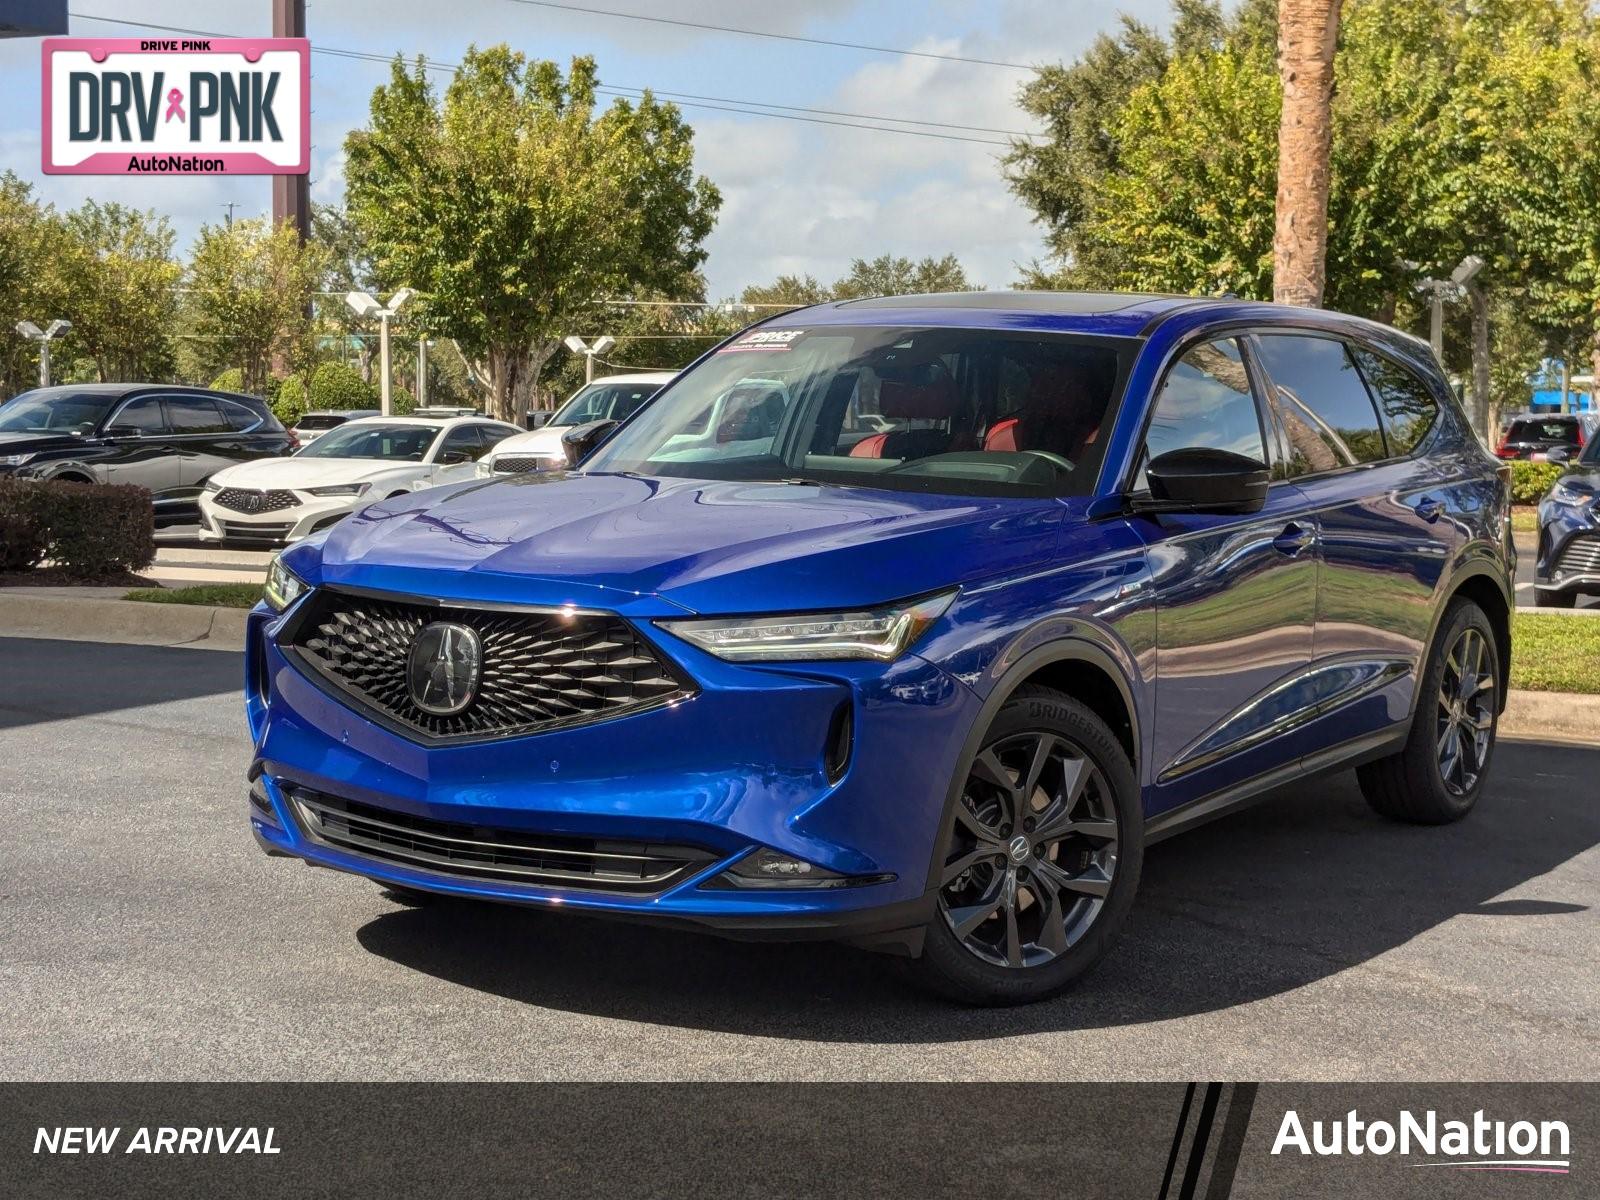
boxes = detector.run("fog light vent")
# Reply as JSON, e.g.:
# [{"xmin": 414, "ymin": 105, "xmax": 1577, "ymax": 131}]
[
  {"xmin": 708, "ymin": 847, "xmax": 852, "ymax": 890},
  {"xmin": 825, "ymin": 701, "xmax": 854, "ymax": 784}
]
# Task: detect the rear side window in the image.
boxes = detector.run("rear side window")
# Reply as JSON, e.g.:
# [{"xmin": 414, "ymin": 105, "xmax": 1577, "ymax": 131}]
[
  {"xmin": 1137, "ymin": 338, "xmax": 1264, "ymax": 488},
  {"xmin": 1254, "ymin": 335, "xmax": 1388, "ymax": 472},
  {"xmin": 164, "ymin": 395, "xmax": 230, "ymax": 434},
  {"xmin": 218, "ymin": 399, "xmax": 265, "ymax": 433},
  {"xmin": 1349, "ymin": 347, "xmax": 1437, "ymax": 455}
]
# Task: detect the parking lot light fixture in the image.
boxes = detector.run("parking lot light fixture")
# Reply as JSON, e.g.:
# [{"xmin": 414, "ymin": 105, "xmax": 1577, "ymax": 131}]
[
  {"xmin": 15, "ymin": 319, "xmax": 72, "ymax": 387},
  {"xmin": 345, "ymin": 289, "xmax": 415, "ymax": 415},
  {"xmin": 563, "ymin": 335, "xmax": 616, "ymax": 384}
]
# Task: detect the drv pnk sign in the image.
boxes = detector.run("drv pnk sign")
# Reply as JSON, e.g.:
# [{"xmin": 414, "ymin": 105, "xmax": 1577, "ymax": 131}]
[{"xmin": 42, "ymin": 38, "xmax": 309, "ymax": 175}]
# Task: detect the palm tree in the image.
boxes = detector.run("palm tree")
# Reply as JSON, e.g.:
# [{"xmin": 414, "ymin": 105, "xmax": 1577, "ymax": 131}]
[{"xmin": 1273, "ymin": 0, "xmax": 1344, "ymax": 307}]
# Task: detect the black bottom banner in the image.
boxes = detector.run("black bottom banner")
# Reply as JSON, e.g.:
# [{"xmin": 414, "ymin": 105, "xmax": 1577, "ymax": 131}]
[{"xmin": 3, "ymin": 1083, "xmax": 1590, "ymax": 1198}]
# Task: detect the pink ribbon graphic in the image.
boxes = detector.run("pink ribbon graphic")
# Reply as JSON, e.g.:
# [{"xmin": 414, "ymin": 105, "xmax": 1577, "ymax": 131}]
[{"xmin": 164, "ymin": 88, "xmax": 185, "ymax": 123}]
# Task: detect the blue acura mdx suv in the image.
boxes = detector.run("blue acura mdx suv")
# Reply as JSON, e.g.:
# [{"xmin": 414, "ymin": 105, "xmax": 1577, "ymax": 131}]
[{"xmin": 246, "ymin": 292, "xmax": 1514, "ymax": 1004}]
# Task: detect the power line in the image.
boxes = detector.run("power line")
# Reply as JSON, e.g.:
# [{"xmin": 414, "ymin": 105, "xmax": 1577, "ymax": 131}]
[
  {"xmin": 501, "ymin": 0, "xmax": 1036, "ymax": 71},
  {"xmin": 69, "ymin": 12, "xmax": 1036, "ymax": 146}
]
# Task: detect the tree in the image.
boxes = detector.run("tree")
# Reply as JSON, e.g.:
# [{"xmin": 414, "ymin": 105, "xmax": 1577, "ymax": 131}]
[
  {"xmin": 1273, "ymin": 0, "xmax": 1345, "ymax": 307},
  {"xmin": 54, "ymin": 201, "xmax": 180, "ymax": 382},
  {"xmin": 0, "ymin": 173, "xmax": 68, "ymax": 398},
  {"xmin": 833, "ymin": 254, "xmax": 981, "ymax": 299},
  {"xmin": 185, "ymin": 218, "xmax": 328, "ymax": 394},
  {"xmin": 311, "ymin": 201, "xmax": 380, "ymax": 384},
  {"xmin": 739, "ymin": 274, "xmax": 831, "ymax": 310},
  {"xmin": 344, "ymin": 48, "xmax": 720, "ymax": 421}
]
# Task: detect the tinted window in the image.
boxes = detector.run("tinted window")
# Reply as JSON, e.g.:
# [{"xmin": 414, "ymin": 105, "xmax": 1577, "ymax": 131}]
[
  {"xmin": 218, "ymin": 399, "xmax": 264, "ymax": 433},
  {"xmin": 1505, "ymin": 418, "xmax": 1580, "ymax": 446},
  {"xmin": 1137, "ymin": 339, "xmax": 1264, "ymax": 488},
  {"xmin": 586, "ymin": 326, "xmax": 1131, "ymax": 497},
  {"xmin": 111, "ymin": 395, "xmax": 169, "ymax": 434},
  {"xmin": 1350, "ymin": 347, "xmax": 1437, "ymax": 455},
  {"xmin": 0, "ymin": 390, "xmax": 117, "ymax": 434},
  {"xmin": 164, "ymin": 395, "xmax": 230, "ymax": 434},
  {"xmin": 296, "ymin": 414, "xmax": 347, "ymax": 431},
  {"xmin": 1255, "ymin": 335, "xmax": 1387, "ymax": 471},
  {"xmin": 438, "ymin": 425, "xmax": 489, "ymax": 462}
]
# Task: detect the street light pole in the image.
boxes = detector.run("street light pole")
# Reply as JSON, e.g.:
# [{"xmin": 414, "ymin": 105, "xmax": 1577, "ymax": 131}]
[
  {"xmin": 344, "ymin": 289, "xmax": 415, "ymax": 416},
  {"xmin": 417, "ymin": 339, "xmax": 429, "ymax": 408},
  {"xmin": 15, "ymin": 320, "xmax": 72, "ymax": 388},
  {"xmin": 563, "ymin": 335, "xmax": 617, "ymax": 384}
]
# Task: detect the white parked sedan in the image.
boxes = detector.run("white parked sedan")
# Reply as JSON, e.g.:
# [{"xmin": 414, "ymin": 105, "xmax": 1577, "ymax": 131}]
[
  {"xmin": 197, "ymin": 415, "xmax": 520, "ymax": 546},
  {"xmin": 479, "ymin": 371, "xmax": 675, "ymax": 476}
]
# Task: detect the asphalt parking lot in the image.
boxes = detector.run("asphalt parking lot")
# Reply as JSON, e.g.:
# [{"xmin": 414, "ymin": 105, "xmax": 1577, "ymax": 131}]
[{"xmin": 2, "ymin": 635, "xmax": 1596, "ymax": 1082}]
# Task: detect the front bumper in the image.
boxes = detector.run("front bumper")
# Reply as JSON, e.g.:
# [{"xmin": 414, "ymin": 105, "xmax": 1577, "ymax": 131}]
[
  {"xmin": 244, "ymin": 594, "xmax": 975, "ymax": 946},
  {"xmin": 1534, "ymin": 501, "xmax": 1600, "ymax": 593},
  {"xmin": 199, "ymin": 492, "xmax": 363, "ymax": 545}
]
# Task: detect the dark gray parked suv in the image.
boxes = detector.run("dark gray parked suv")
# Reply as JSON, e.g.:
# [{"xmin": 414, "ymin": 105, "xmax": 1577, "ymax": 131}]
[{"xmin": 0, "ymin": 384, "xmax": 292, "ymax": 523}]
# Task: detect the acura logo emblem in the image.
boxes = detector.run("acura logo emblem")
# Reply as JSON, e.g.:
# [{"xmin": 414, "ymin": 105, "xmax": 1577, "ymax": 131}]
[{"xmin": 406, "ymin": 622, "xmax": 482, "ymax": 716}]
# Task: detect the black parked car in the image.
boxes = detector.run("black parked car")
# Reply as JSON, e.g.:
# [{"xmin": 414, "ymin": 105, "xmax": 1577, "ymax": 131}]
[
  {"xmin": 1494, "ymin": 412, "xmax": 1598, "ymax": 461},
  {"xmin": 0, "ymin": 384, "xmax": 292, "ymax": 524}
]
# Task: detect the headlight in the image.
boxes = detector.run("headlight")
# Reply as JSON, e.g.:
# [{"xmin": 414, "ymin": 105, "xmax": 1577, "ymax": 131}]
[
  {"xmin": 306, "ymin": 483, "xmax": 371, "ymax": 497},
  {"xmin": 263, "ymin": 555, "xmax": 307, "ymax": 612},
  {"xmin": 1547, "ymin": 479, "xmax": 1595, "ymax": 506},
  {"xmin": 0, "ymin": 453, "xmax": 36, "ymax": 467},
  {"xmin": 203, "ymin": 477, "xmax": 224, "ymax": 492},
  {"xmin": 658, "ymin": 590, "xmax": 956, "ymax": 662}
]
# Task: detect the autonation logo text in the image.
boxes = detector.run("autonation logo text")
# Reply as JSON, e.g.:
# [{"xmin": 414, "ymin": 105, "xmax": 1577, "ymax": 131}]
[{"xmin": 1272, "ymin": 1108, "xmax": 1571, "ymax": 1174}]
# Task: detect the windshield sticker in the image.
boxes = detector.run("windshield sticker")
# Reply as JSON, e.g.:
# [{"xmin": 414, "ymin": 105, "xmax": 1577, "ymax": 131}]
[{"xmin": 720, "ymin": 329, "xmax": 805, "ymax": 353}]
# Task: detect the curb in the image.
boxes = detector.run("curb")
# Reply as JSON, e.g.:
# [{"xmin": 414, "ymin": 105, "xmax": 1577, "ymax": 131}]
[
  {"xmin": 0, "ymin": 593, "xmax": 249, "ymax": 653},
  {"xmin": 1499, "ymin": 689, "xmax": 1600, "ymax": 745}
]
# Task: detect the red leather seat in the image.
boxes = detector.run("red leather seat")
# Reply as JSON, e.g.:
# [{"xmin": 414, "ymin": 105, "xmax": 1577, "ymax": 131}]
[
  {"xmin": 983, "ymin": 363, "xmax": 1102, "ymax": 459},
  {"xmin": 849, "ymin": 373, "xmax": 961, "ymax": 459}
]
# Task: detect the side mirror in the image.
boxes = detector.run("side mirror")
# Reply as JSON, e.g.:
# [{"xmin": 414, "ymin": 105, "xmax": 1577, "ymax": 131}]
[
  {"xmin": 1546, "ymin": 446, "xmax": 1574, "ymax": 464},
  {"xmin": 561, "ymin": 419, "xmax": 618, "ymax": 468},
  {"xmin": 526, "ymin": 411, "xmax": 552, "ymax": 430},
  {"xmin": 1140, "ymin": 447, "xmax": 1270, "ymax": 516},
  {"xmin": 105, "ymin": 425, "xmax": 143, "ymax": 439},
  {"xmin": 436, "ymin": 449, "xmax": 472, "ymax": 465}
]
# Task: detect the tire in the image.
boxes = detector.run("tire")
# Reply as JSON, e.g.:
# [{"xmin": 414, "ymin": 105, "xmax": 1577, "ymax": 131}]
[
  {"xmin": 1535, "ymin": 587, "xmax": 1576, "ymax": 609},
  {"xmin": 1357, "ymin": 600, "xmax": 1500, "ymax": 824},
  {"xmin": 911, "ymin": 685, "xmax": 1143, "ymax": 1005}
]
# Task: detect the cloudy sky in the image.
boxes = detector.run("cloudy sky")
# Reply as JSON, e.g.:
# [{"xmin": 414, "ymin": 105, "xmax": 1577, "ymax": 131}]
[{"xmin": 1, "ymin": 0, "xmax": 1174, "ymax": 298}]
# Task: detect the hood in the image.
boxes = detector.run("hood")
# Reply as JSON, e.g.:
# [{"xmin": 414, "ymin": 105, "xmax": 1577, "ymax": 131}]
[
  {"xmin": 0, "ymin": 431, "xmax": 82, "ymax": 455},
  {"xmin": 485, "ymin": 426, "xmax": 569, "ymax": 460},
  {"xmin": 311, "ymin": 471, "xmax": 1065, "ymax": 615},
  {"xmin": 1556, "ymin": 463, "xmax": 1600, "ymax": 492},
  {"xmin": 211, "ymin": 456, "xmax": 416, "ymax": 489}
]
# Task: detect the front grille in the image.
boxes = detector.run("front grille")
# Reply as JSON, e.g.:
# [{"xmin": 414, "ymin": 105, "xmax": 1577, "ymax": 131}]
[
  {"xmin": 283, "ymin": 588, "xmax": 693, "ymax": 741},
  {"xmin": 492, "ymin": 455, "xmax": 554, "ymax": 474},
  {"xmin": 216, "ymin": 520, "xmax": 294, "ymax": 542},
  {"xmin": 288, "ymin": 788, "xmax": 715, "ymax": 893},
  {"xmin": 1555, "ymin": 533, "xmax": 1600, "ymax": 576},
  {"xmin": 215, "ymin": 487, "xmax": 299, "ymax": 514}
]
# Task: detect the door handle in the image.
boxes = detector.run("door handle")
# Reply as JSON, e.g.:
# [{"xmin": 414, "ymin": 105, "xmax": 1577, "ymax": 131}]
[
  {"xmin": 1271, "ymin": 521, "xmax": 1313, "ymax": 556},
  {"xmin": 1414, "ymin": 495, "xmax": 1445, "ymax": 523}
]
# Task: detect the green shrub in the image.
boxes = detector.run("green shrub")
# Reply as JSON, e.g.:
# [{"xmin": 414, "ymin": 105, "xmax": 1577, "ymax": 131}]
[
  {"xmin": 308, "ymin": 362, "xmax": 377, "ymax": 411},
  {"xmin": 1509, "ymin": 461, "xmax": 1566, "ymax": 505},
  {"xmin": 273, "ymin": 377, "xmax": 308, "ymax": 427},
  {"xmin": 0, "ymin": 505, "xmax": 47, "ymax": 571},
  {"xmin": 0, "ymin": 479, "xmax": 155, "ymax": 578},
  {"xmin": 209, "ymin": 367, "xmax": 245, "ymax": 393}
]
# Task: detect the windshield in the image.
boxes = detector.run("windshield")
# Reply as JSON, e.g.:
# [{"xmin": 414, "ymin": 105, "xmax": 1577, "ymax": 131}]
[
  {"xmin": 0, "ymin": 390, "xmax": 117, "ymax": 435},
  {"xmin": 552, "ymin": 381, "xmax": 665, "ymax": 426},
  {"xmin": 583, "ymin": 326, "xmax": 1134, "ymax": 496},
  {"xmin": 295, "ymin": 423, "xmax": 439, "ymax": 460}
]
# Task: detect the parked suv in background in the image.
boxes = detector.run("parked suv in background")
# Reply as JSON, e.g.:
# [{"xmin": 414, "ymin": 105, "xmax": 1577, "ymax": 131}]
[
  {"xmin": 1534, "ymin": 432, "xmax": 1600, "ymax": 607},
  {"xmin": 0, "ymin": 384, "xmax": 291, "ymax": 524},
  {"xmin": 290, "ymin": 409, "xmax": 380, "ymax": 444},
  {"xmin": 247, "ymin": 293, "xmax": 1514, "ymax": 1004},
  {"xmin": 1495, "ymin": 412, "xmax": 1598, "ymax": 461},
  {"xmin": 483, "ymin": 372, "xmax": 674, "ymax": 474}
]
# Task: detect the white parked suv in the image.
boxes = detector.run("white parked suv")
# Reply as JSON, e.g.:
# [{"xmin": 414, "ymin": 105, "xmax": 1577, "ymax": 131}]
[
  {"xmin": 480, "ymin": 372, "xmax": 675, "ymax": 475},
  {"xmin": 198, "ymin": 415, "xmax": 520, "ymax": 546}
]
